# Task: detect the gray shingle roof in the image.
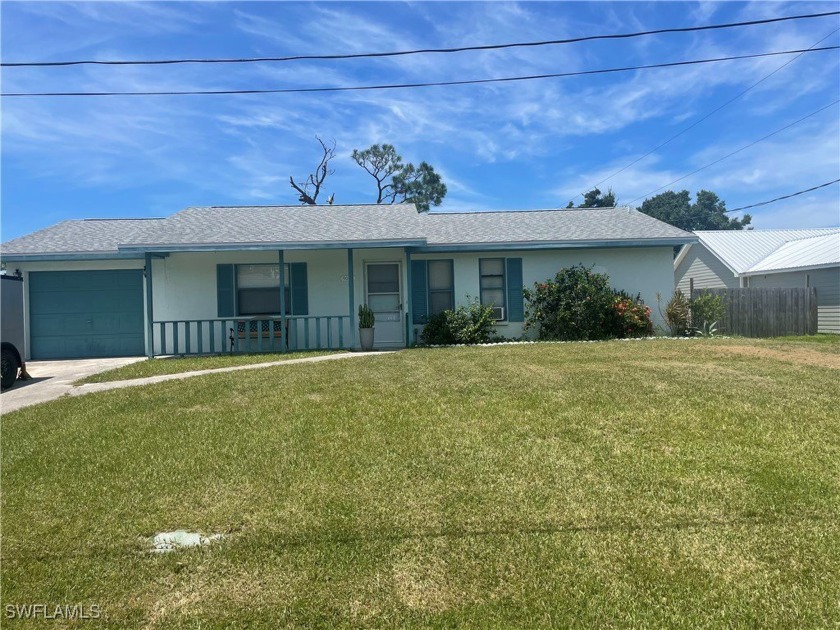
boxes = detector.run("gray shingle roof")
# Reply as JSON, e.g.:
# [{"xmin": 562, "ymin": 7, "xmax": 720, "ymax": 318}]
[
  {"xmin": 0, "ymin": 218, "xmax": 167, "ymax": 255},
  {"xmin": 126, "ymin": 204, "xmax": 426, "ymax": 247},
  {"xmin": 1, "ymin": 204, "xmax": 694, "ymax": 259},
  {"xmin": 420, "ymin": 208, "xmax": 691, "ymax": 245}
]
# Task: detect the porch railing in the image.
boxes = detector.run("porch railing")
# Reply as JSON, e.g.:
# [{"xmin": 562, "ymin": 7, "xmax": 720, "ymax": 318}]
[{"xmin": 151, "ymin": 315, "xmax": 351, "ymax": 356}]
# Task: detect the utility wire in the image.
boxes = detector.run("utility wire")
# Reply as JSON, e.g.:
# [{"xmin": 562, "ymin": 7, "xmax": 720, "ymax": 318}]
[
  {"xmin": 725, "ymin": 179, "xmax": 840, "ymax": 212},
  {"xmin": 3, "ymin": 10, "xmax": 837, "ymax": 68},
  {"xmin": 628, "ymin": 99, "xmax": 840, "ymax": 205},
  {"xmin": 3, "ymin": 46, "xmax": 837, "ymax": 97},
  {"xmin": 573, "ymin": 27, "xmax": 840, "ymax": 200}
]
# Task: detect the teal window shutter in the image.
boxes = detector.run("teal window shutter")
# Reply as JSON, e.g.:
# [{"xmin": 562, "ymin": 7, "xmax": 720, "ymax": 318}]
[
  {"xmin": 290, "ymin": 262, "xmax": 308, "ymax": 315},
  {"xmin": 506, "ymin": 258, "xmax": 524, "ymax": 322},
  {"xmin": 411, "ymin": 259, "xmax": 428, "ymax": 323},
  {"xmin": 216, "ymin": 264, "xmax": 235, "ymax": 317}
]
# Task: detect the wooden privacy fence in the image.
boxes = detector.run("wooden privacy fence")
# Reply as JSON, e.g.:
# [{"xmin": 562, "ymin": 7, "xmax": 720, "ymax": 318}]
[{"xmin": 692, "ymin": 288, "xmax": 818, "ymax": 338}]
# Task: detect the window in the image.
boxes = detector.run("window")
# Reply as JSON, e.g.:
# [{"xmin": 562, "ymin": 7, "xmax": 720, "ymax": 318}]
[
  {"xmin": 480, "ymin": 258, "xmax": 506, "ymax": 320},
  {"xmin": 427, "ymin": 259, "xmax": 454, "ymax": 315},
  {"xmin": 236, "ymin": 264, "xmax": 290, "ymax": 316}
]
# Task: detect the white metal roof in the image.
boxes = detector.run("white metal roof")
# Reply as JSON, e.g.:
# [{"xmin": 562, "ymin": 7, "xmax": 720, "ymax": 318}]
[
  {"xmin": 745, "ymin": 231, "xmax": 840, "ymax": 274},
  {"xmin": 693, "ymin": 228, "xmax": 840, "ymax": 274}
]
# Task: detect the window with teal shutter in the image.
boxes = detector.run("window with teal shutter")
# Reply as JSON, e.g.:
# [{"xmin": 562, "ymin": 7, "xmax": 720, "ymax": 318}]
[
  {"xmin": 236, "ymin": 264, "xmax": 287, "ymax": 315},
  {"xmin": 427, "ymin": 259, "xmax": 454, "ymax": 315},
  {"xmin": 479, "ymin": 258, "xmax": 506, "ymax": 320},
  {"xmin": 479, "ymin": 257, "xmax": 523, "ymax": 322},
  {"xmin": 220, "ymin": 263, "xmax": 308, "ymax": 316}
]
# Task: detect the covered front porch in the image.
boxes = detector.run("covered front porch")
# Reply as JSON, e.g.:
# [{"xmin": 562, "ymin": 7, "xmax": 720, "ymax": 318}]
[{"xmin": 143, "ymin": 246, "xmax": 415, "ymax": 357}]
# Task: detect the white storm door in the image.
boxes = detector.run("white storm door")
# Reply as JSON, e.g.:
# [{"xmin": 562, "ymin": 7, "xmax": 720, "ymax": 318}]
[{"xmin": 365, "ymin": 262, "xmax": 403, "ymax": 345}]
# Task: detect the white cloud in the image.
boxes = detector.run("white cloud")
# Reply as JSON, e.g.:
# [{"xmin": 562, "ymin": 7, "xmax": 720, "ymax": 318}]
[{"xmin": 1, "ymin": 0, "xmax": 837, "ymax": 236}]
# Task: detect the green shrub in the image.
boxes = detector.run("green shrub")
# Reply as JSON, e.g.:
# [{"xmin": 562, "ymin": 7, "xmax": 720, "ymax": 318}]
[
  {"xmin": 664, "ymin": 290, "xmax": 691, "ymax": 336},
  {"xmin": 523, "ymin": 265, "xmax": 653, "ymax": 341},
  {"xmin": 523, "ymin": 265, "xmax": 614, "ymax": 341},
  {"xmin": 690, "ymin": 290, "xmax": 725, "ymax": 331},
  {"xmin": 420, "ymin": 298, "xmax": 496, "ymax": 345}
]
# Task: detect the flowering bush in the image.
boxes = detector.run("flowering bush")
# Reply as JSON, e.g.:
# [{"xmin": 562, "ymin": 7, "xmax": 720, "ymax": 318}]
[
  {"xmin": 611, "ymin": 292, "xmax": 654, "ymax": 338},
  {"xmin": 523, "ymin": 265, "xmax": 653, "ymax": 341}
]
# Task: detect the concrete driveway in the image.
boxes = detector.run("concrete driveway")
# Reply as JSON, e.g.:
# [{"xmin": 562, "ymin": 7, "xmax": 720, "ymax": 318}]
[{"xmin": 1, "ymin": 357, "xmax": 145, "ymax": 413}]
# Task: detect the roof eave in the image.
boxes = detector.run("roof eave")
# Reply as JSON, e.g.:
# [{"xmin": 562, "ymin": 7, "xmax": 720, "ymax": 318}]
[
  {"xmin": 416, "ymin": 236, "xmax": 697, "ymax": 253},
  {"xmin": 0, "ymin": 251, "xmax": 145, "ymax": 263},
  {"xmin": 116, "ymin": 238, "xmax": 428, "ymax": 253},
  {"xmin": 742, "ymin": 262, "xmax": 839, "ymax": 276},
  {"xmin": 673, "ymin": 243, "xmax": 693, "ymax": 269}
]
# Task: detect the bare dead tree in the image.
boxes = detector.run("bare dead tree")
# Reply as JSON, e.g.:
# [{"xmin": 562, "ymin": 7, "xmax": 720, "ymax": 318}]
[{"xmin": 289, "ymin": 137, "xmax": 336, "ymax": 205}]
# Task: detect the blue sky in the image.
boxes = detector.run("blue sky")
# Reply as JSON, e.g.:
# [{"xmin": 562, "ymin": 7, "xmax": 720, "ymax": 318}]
[{"xmin": 2, "ymin": 1, "xmax": 839, "ymax": 241}]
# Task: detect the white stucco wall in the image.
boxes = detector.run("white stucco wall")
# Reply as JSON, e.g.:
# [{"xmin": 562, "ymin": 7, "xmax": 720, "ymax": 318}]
[
  {"xmin": 11, "ymin": 245, "xmax": 678, "ymax": 356},
  {"xmin": 150, "ymin": 249, "xmax": 356, "ymax": 353},
  {"xmin": 411, "ymin": 246, "xmax": 677, "ymax": 341}
]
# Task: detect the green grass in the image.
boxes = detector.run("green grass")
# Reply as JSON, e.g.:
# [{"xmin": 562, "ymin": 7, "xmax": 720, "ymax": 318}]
[
  {"xmin": 764, "ymin": 333, "xmax": 840, "ymax": 344},
  {"xmin": 76, "ymin": 350, "xmax": 340, "ymax": 383},
  {"xmin": 3, "ymin": 338, "xmax": 839, "ymax": 628}
]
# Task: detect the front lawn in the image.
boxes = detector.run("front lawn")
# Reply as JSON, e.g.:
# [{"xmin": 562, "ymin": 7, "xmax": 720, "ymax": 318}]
[
  {"xmin": 3, "ymin": 338, "xmax": 839, "ymax": 628},
  {"xmin": 77, "ymin": 349, "xmax": 341, "ymax": 383}
]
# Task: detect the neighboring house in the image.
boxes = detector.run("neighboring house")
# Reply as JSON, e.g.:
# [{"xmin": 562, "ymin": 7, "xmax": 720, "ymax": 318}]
[
  {"xmin": 675, "ymin": 229, "xmax": 840, "ymax": 333},
  {"xmin": 0, "ymin": 204, "xmax": 694, "ymax": 359}
]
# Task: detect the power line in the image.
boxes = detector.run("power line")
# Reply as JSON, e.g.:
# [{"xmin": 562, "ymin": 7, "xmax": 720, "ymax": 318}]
[
  {"xmin": 628, "ymin": 99, "xmax": 840, "ymax": 205},
  {"xmin": 4, "ymin": 10, "xmax": 838, "ymax": 68},
  {"xmin": 3, "ymin": 46, "xmax": 837, "ymax": 98},
  {"xmin": 574, "ymin": 27, "xmax": 840, "ymax": 200},
  {"xmin": 725, "ymin": 179, "xmax": 840, "ymax": 212}
]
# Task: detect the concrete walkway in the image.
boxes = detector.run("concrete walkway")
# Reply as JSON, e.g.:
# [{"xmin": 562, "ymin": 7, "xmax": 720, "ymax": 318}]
[
  {"xmin": 1, "ymin": 356, "xmax": 146, "ymax": 414},
  {"xmin": 2, "ymin": 351, "xmax": 393, "ymax": 413},
  {"xmin": 71, "ymin": 351, "xmax": 391, "ymax": 397}
]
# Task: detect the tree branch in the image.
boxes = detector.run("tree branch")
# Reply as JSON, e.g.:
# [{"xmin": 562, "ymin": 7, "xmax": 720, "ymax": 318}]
[{"xmin": 290, "ymin": 136, "xmax": 336, "ymax": 205}]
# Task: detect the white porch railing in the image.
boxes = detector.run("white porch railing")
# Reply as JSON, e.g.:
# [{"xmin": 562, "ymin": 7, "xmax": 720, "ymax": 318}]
[{"xmin": 152, "ymin": 315, "xmax": 351, "ymax": 356}]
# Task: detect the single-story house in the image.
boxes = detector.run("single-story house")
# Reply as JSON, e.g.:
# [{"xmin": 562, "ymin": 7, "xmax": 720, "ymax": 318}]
[
  {"xmin": 1, "ymin": 203, "xmax": 694, "ymax": 359},
  {"xmin": 675, "ymin": 228, "xmax": 840, "ymax": 333}
]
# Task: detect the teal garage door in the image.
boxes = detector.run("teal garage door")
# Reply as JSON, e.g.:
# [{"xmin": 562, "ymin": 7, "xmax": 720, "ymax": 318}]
[{"xmin": 29, "ymin": 270, "xmax": 145, "ymax": 359}]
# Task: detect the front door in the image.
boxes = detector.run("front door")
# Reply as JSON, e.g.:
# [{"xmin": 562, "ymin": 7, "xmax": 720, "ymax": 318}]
[{"xmin": 365, "ymin": 262, "xmax": 403, "ymax": 346}]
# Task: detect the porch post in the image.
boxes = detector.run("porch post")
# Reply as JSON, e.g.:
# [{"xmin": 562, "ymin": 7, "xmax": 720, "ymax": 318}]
[
  {"xmin": 405, "ymin": 248, "xmax": 413, "ymax": 346},
  {"xmin": 347, "ymin": 248, "xmax": 355, "ymax": 349},
  {"xmin": 144, "ymin": 252, "xmax": 154, "ymax": 358},
  {"xmin": 278, "ymin": 250, "xmax": 286, "ymax": 353}
]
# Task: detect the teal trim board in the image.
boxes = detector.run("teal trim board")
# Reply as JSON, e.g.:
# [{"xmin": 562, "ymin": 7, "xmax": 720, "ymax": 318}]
[
  {"xmin": 506, "ymin": 258, "xmax": 525, "ymax": 322},
  {"xmin": 29, "ymin": 270, "xmax": 145, "ymax": 359},
  {"xmin": 290, "ymin": 262, "xmax": 308, "ymax": 315},
  {"xmin": 410, "ymin": 259, "xmax": 428, "ymax": 323}
]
